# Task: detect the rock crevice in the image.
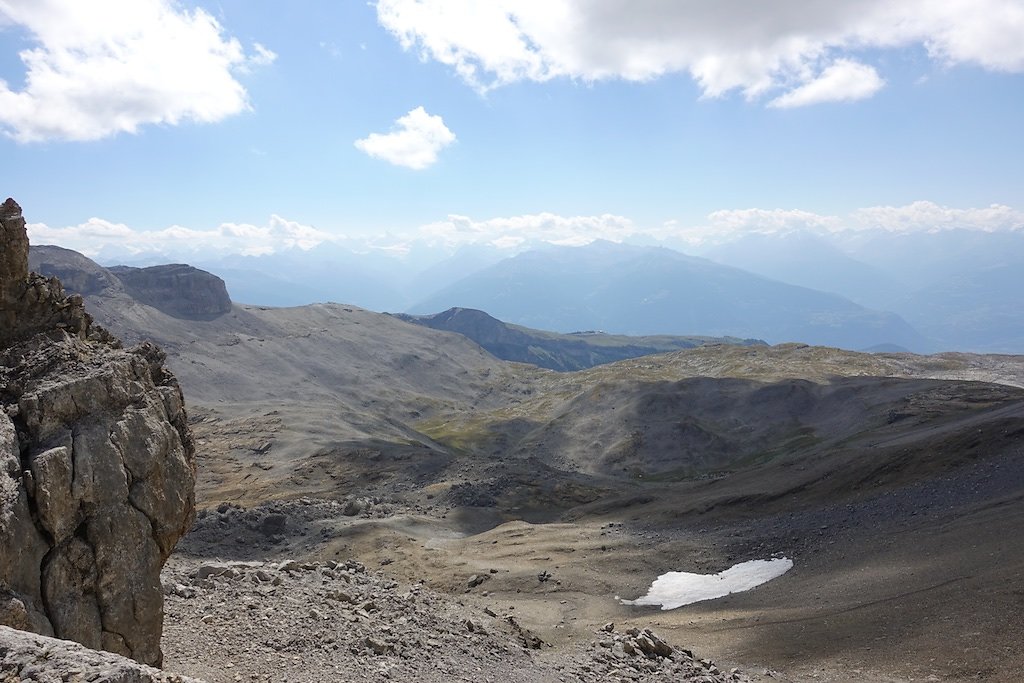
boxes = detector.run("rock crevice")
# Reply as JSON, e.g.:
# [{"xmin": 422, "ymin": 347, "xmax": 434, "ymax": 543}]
[{"xmin": 0, "ymin": 198, "xmax": 196, "ymax": 667}]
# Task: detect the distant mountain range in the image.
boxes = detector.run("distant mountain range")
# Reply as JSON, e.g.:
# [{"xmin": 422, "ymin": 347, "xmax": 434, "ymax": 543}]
[
  {"xmin": 26, "ymin": 246, "xmax": 761, "ymax": 373},
  {"xmin": 696, "ymin": 228, "xmax": 1024, "ymax": 353},
  {"xmin": 41, "ymin": 224, "xmax": 1024, "ymax": 353},
  {"xmin": 188, "ymin": 243, "xmax": 510, "ymax": 312},
  {"xmin": 408, "ymin": 241, "xmax": 928, "ymax": 352}
]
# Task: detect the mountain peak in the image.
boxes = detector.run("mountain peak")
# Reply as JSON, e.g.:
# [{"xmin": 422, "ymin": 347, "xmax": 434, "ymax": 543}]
[
  {"xmin": 1, "ymin": 197, "xmax": 29, "ymax": 301},
  {"xmin": 1, "ymin": 197, "xmax": 21, "ymax": 218}
]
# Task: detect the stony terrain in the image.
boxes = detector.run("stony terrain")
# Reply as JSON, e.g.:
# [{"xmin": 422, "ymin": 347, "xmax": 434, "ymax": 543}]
[
  {"xmin": 21, "ymin": 238, "xmax": 1024, "ymax": 681},
  {"xmin": 0, "ymin": 625, "xmax": 201, "ymax": 683},
  {"xmin": 161, "ymin": 543, "xmax": 749, "ymax": 683}
]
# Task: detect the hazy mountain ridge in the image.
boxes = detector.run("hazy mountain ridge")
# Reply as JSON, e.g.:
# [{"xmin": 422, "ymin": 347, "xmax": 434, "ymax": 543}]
[
  {"xmin": 409, "ymin": 241, "xmax": 928, "ymax": 352},
  {"xmin": 74, "ymin": 225, "xmax": 1024, "ymax": 353},
  {"xmin": 393, "ymin": 306, "xmax": 766, "ymax": 371},
  {"xmin": 30, "ymin": 245, "xmax": 766, "ymax": 376},
  {"xmin": 701, "ymin": 231, "xmax": 903, "ymax": 306},
  {"xmin": 70, "ymin": 225, "xmax": 1024, "ymax": 356},
  {"xmin": 698, "ymin": 227, "xmax": 1024, "ymax": 353}
]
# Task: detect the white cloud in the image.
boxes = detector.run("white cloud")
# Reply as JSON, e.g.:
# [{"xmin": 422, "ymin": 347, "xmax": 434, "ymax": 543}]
[
  {"xmin": 853, "ymin": 201, "xmax": 1024, "ymax": 233},
  {"xmin": 768, "ymin": 59, "xmax": 884, "ymax": 108},
  {"xmin": 25, "ymin": 201, "xmax": 1024, "ymax": 263},
  {"xmin": 26, "ymin": 214, "xmax": 336, "ymax": 259},
  {"xmin": 375, "ymin": 0, "xmax": 1024, "ymax": 106},
  {"xmin": 354, "ymin": 106, "xmax": 456, "ymax": 170},
  {"xmin": 650, "ymin": 208, "xmax": 842, "ymax": 246},
  {"xmin": 247, "ymin": 43, "xmax": 278, "ymax": 68},
  {"xmin": 415, "ymin": 212, "xmax": 639, "ymax": 248},
  {"xmin": 664, "ymin": 202, "xmax": 1024, "ymax": 246},
  {"xmin": 709, "ymin": 208, "xmax": 842, "ymax": 234},
  {"xmin": 266, "ymin": 215, "xmax": 335, "ymax": 250},
  {"xmin": 0, "ymin": 0, "xmax": 274, "ymax": 142}
]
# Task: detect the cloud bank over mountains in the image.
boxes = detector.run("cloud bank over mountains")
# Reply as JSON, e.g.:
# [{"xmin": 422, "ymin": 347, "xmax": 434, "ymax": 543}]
[
  {"xmin": 695, "ymin": 202, "xmax": 1024, "ymax": 243},
  {"xmin": 0, "ymin": 0, "xmax": 274, "ymax": 142},
  {"xmin": 27, "ymin": 214, "xmax": 336, "ymax": 259},
  {"xmin": 25, "ymin": 201, "xmax": 1024, "ymax": 261},
  {"xmin": 377, "ymin": 0, "xmax": 1024, "ymax": 105},
  {"xmin": 417, "ymin": 213, "xmax": 640, "ymax": 249}
]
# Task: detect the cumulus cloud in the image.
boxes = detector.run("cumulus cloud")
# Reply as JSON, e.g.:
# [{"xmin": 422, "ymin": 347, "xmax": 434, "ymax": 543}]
[
  {"xmin": 0, "ymin": 0, "xmax": 274, "ymax": 142},
  {"xmin": 768, "ymin": 59, "xmax": 884, "ymax": 107},
  {"xmin": 853, "ymin": 201, "xmax": 1024, "ymax": 233},
  {"xmin": 354, "ymin": 106, "xmax": 456, "ymax": 169},
  {"xmin": 665, "ymin": 202, "xmax": 1024, "ymax": 246},
  {"xmin": 639, "ymin": 208, "xmax": 841, "ymax": 247},
  {"xmin": 375, "ymin": 0, "xmax": 1024, "ymax": 105},
  {"xmin": 707, "ymin": 208, "xmax": 843, "ymax": 232},
  {"xmin": 26, "ymin": 214, "xmax": 335, "ymax": 259},
  {"xmin": 415, "ymin": 212, "xmax": 639, "ymax": 248}
]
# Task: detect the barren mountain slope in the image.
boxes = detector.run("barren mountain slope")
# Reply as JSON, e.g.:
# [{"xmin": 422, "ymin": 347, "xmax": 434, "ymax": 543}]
[
  {"xmin": 133, "ymin": 301, "xmax": 1024, "ymax": 681},
  {"xmin": 29, "ymin": 247, "xmax": 1024, "ymax": 681},
  {"xmin": 161, "ymin": 319, "xmax": 1023, "ymax": 682},
  {"xmin": 93, "ymin": 299, "xmax": 543, "ymax": 503}
]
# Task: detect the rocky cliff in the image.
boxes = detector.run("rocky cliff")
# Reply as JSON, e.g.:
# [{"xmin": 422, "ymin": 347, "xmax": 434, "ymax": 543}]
[
  {"xmin": 0, "ymin": 198, "xmax": 196, "ymax": 666},
  {"xmin": 29, "ymin": 245, "xmax": 126, "ymax": 298},
  {"xmin": 108, "ymin": 264, "xmax": 231, "ymax": 320},
  {"xmin": 27, "ymin": 246, "xmax": 233, "ymax": 323}
]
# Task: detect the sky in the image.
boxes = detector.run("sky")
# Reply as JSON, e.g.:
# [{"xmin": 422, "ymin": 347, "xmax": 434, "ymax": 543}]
[{"xmin": 1, "ymin": 0, "xmax": 1023, "ymax": 260}]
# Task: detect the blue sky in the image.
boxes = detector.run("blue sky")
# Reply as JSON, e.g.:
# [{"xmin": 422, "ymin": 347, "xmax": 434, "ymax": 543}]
[{"xmin": 1, "ymin": 0, "xmax": 1023, "ymax": 259}]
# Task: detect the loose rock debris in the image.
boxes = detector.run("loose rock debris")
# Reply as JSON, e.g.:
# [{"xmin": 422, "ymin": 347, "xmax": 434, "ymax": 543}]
[{"xmin": 162, "ymin": 556, "xmax": 750, "ymax": 682}]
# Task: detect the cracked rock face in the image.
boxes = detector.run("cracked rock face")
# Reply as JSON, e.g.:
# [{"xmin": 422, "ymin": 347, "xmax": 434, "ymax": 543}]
[{"xmin": 0, "ymin": 198, "xmax": 196, "ymax": 667}]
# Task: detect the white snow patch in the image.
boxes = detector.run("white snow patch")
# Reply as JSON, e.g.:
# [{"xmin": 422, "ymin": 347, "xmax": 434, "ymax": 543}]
[{"xmin": 619, "ymin": 557, "xmax": 793, "ymax": 610}]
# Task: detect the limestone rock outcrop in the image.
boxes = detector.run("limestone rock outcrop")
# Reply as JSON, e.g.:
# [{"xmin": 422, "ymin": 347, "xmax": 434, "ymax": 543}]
[
  {"xmin": 0, "ymin": 198, "xmax": 196, "ymax": 666},
  {"xmin": 0, "ymin": 200, "xmax": 29, "ymax": 305},
  {"xmin": 108, "ymin": 264, "xmax": 232, "ymax": 320},
  {"xmin": 1, "ymin": 200, "xmax": 102, "ymax": 348}
]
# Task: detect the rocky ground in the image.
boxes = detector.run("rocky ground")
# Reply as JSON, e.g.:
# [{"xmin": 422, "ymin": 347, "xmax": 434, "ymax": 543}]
[
  {"xmin": 160, "ymin": 549, "xmax": 750, "ymax": 683},
  {"xmin": 0, "ymin": 625, "xmax": 200, "ymax": 683}
]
